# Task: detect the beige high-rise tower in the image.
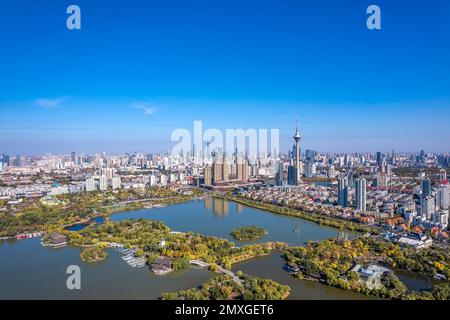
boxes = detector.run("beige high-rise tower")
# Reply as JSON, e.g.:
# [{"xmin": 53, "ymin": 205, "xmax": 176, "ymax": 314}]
[
  {"xmin": 213, "ymin": 154, "xmax": 223, "ymax": 182},
  {"xmin": 236, "ymin": 155, "xmax": 249, "ymax": 183},
  {"xmin": 222, "ymin": 156, "xmax": 229, "ymax": 182}
]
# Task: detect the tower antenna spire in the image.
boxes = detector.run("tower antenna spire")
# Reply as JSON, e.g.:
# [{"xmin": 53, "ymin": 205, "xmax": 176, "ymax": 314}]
[{"xmin": 293, "ymin": 116, "xmax": 301, "ymax": 185}]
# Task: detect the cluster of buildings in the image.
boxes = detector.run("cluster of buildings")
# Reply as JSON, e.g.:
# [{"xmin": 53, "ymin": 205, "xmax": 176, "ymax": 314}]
[
  {"xmin": 203, "ymin": 153, "xmax": 250, "ymax": 187},
  {"xmin": 1, "ymin": 124, "xmax": 449, "ymax": 245}
]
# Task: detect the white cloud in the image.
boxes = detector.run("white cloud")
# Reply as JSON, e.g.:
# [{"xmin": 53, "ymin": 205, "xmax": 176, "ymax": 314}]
[
  {"xmin": 35, "ymin": 97, "xmax": 66, "ymax": 108},
  {"xmin": 132, "ymin": 102, "xmax": 158, "ymax": 115}
]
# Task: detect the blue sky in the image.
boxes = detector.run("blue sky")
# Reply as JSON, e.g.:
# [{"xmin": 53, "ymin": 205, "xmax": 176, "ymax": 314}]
[{"xmin": 0, "ymin": 0, "xmax": 449, "ymax": 154}]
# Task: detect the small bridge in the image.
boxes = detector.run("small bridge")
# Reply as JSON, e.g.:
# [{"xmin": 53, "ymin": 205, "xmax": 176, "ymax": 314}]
[
  {"xmin": 189, "ymin": 260, "xmax": 209, "ymax": 268},
  {"xmin": 189, "ymin": 260, "xmax": 244, "ymax": 286}
]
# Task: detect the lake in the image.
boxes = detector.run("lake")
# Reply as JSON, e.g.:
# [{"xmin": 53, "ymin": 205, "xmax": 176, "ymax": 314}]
[
  {"xmin": 0, "ymin": 197, "xmax": 372, "ymax": 300},
  {"xmin": 111, "ymin": 197, "xmax": 358, "ymax": 245}
]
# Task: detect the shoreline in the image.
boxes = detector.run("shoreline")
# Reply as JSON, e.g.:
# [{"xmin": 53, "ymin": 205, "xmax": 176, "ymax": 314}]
[{"xmin": 217, "ymin": 194, "xmax": 377, "ymax": 235}]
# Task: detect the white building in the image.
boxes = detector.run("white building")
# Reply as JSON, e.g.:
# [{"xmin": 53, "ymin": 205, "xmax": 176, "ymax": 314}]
[
  {"xmin": 432, "ymin": 210, "xmax": 449, "ymax": 228},
  {"xmin": 304, "ymin": 162, "xmax": 317, "ymax": 178},
  {"xmin": 435, "ymin": 185, "xmax": 449, "ymax": 210},
  {"xmin": 101, "ymin": 167, "xmax": 116, "ymax": 180},
  {"xmin": 149, "ymin": 175, "xmax": 157, "ymax": 187},
  {"xmin": 439, "ymin": 169, "xmax": 447, "ymax": 183},
  {"xmin": 50, "ymin": 185, "xmax": 69, "ymax": 195},
  {"xmin": 112, "ymin": 176, "xmax": 121, "ymax": 190},
  {"xmin": 356, "ymin": 178, "xmax": 367, "ymax": 213},
  {"xmin": 420, "ymin": 196, "xmax": 435, "ymax": 220},
  {"xmin": 328, "ymin": 165, "xmax": 336, "ymax": 179},
  {"xmin": 99, "ymin": 175, "xmax": 108, "ymax": 191},
  {"xmin": 85, "ymin": 177, "xmax": 96, "ymax": 192}
]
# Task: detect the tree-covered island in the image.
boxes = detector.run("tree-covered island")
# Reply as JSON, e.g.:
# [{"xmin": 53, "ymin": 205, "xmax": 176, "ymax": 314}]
[{"xmin": 231, "ymin": 226, "xmax": 268, "ymax": 242}]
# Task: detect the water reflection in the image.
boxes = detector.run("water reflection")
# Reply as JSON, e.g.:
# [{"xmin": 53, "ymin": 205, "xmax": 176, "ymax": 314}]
[
  {"xmin": 204, "ymin": 197, "xmax": 212, "ymax": 210},
  {"xmin": 294, "ymin": 223, "xmax": 301, "ymax": 235},
  {"xmin": 213, "ymin": 198, "xmax": 229, "ymax": 216},
  {"xmin": 338, "ymin": 231, "xmax": 350, "ymax": 240}
]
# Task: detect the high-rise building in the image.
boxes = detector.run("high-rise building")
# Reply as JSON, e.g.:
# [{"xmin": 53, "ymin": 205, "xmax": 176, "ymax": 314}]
[
  {"xmin": 356, "ymin": 178, "xmax": 367, "ymax": 212},
  {"xmin": 420, "ymin": 196, "xmax": 435, "ymax": 220},
  {"xmin": 204, "ymin": 166, "xmax": 212, "ymax": 186},
  {"xmin": 304, "ymin": 162, "xmax": 316, "ymax": 178},
  {"xmin": 276, "ymin": 162, "xmax": 284, "ymax": 186},
  {"xmin": 3, "ymin": 154, "xmax": 10, "ymax": 166},
  {"xmin": 71, "ymin": 152, "xmax": 76, "ymax": 164},
  {"xmin": 328, "ymin": 165, "xmax": 336, "ymax": 179},
  {"xmin": 376, "ymin": 152, "xmax": 382, "ymax": 167},
  {"xmin": 242, "ymin": 160, "xmax": 249, "ymax": 183},
  {"xmin": 99, "ymin": 175, "xmax": 108, "ymax": 191},
  {"xmin": 148, "ymin": 175, "xmax": 157, "ymax": 187},
  {"xmin": 112, "ymin": 176, "xmax": 121, "ymax": 190},
  {"xmin": 305, "ymin": 149, "xmax": 316, "ymax": 163},
  {"xmin": 338, "ymin": 176, "xmax": 349, "ymax": 207},
  {"xmin": 293, "ymin": 123, "xmax": 302, "ymax": 185},
  {"xmin": 376, "ymin": 172, "xmax": 389, "ymax": 188},
  {"xmin": 432, "ymin": 211, "xmax": 449, "ymax": 227},
  {"xmin": 213, "ymin": 154, "xmax": 223, "ymax": 182},
  {"xmin": 420, "ymin": 150, "xmax": 426, "ymax": 164},
  {"xmin": 391, "ymin": 149, "xmax": 396, "ymax": 165},
  {"xmin": 236, "ymin": 155, "xmax": 249, "ymax": 183},
  {"xmin": 222, "ymin": 157, "xmax": 229, "ymax": 182},
  {"xmin": 435, "ymin": 185, "xmax": 449, "ymax": 210},
  {"xmin": 15, "ymin": 155, "xmax": 22, "ymax": 167},
  {"xmin": 101, "ymin": 167, "xmax": 116, "ymax": 181},
  {"xmin": 85, "ymin": 177, "xmax": 96, "ymax": 192},
  {"xmin": 211, "ymin": 153, "xmax": 232, "ymax": 184},
  {"xmin": 421, "ymin": 177, "xmax": 432, "ymax": 197},
  {"xmin": 287, "ymin": 165, "xmax": 297, "ymax": 186},
  {"xmin": 439, "ymin": 169, "xmax": 447, "ymax": 183}
]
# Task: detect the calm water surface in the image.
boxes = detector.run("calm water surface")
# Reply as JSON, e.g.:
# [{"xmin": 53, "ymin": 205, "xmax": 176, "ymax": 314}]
[
  {"xmin": 0, "ymin": 198, "xmax": 370, "ymax": 299},
  {"xmin": 0, "ymin": 238, "xmax": 213, "ymax": 300},
  {"xmin": 111, "ymin": 198, "xmax": 358, "ymax": 245},
  {"xmin": 232, "ymin": 252, "xmax": 378, "ymax": 300}
]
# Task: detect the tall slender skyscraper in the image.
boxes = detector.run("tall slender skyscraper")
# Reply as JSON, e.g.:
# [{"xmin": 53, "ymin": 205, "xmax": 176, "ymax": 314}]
[
  {"xmin": 276, "ymin": 161, "xmax": 284, "ymax": 186},
  {"xmin": 204, "ymin": 166, "xmax": 212, "ymax": 186},
  {"xmin": 376, "ymin": 152, "xmax": 382, "ymax": 167},
  {"xmin": 356, "ymin": 178, "xmax": 367, "ymax": 212},
  {"xmin": 421, "ymin": 177, "xmax": 432, "ymax": 197},
  {"xmin": 338, "ymin": 176, "xmax": 349, "ymax": 207},
  {"xmin": 293, "ymin": 122, "xmax": 301, "ymax": 185},
  {"xmin": 213, "ymin": 153, "xmax": 223, "ymax": 182}
]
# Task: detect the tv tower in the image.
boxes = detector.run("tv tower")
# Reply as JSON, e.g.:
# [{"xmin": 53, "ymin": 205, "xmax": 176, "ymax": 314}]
[{"xmin": 293, "ymin": 119, "xmax": 302, "ymax": 185}]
